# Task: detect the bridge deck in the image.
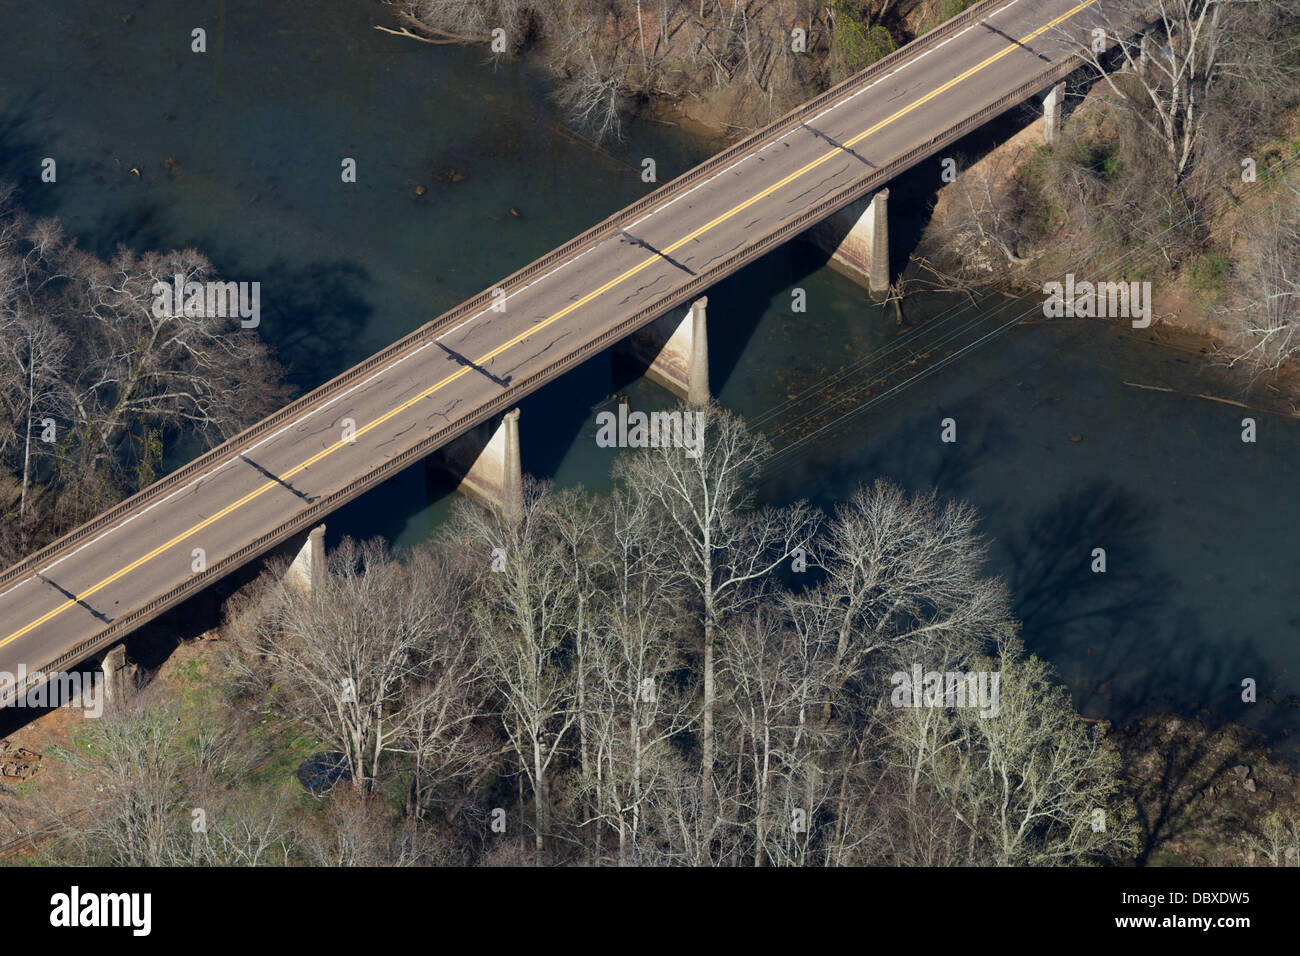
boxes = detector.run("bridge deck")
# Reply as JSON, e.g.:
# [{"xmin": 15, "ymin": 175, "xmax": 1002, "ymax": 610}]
[{"xmin": 0, "ymin": 0, "xmax": 1113, "ymax": 692}]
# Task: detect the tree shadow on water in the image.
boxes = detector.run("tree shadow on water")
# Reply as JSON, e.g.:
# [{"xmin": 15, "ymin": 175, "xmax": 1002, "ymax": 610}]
[
  {"xmin": 999, "ymin": 479, "xmax": 1300, "ymax": 859},
  {"xmin": 254, "ymin": 259, "xmax": 375, "ymax": 391},
  {"xmin": 774, "ymin": 397, "xmax": 997, "ymax": 509},
  {"xmin": 1003, "ymin": 479, "xmax": 1294, "ymax": 748},
  {"xmin": 0, "ymin": 94, "xmax": 53, "ymax": 212}
]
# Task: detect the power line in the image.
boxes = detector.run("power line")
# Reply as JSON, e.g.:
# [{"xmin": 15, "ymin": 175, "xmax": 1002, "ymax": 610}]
[{"xmin": 757, "ymin": 151, "xmax": 1300, "ymax": 480}]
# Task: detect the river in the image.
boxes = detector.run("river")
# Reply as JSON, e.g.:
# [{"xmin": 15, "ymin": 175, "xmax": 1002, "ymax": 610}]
[{"xmin": 3, "ymin": 0, "xmax": 1298, "ymax": 758}]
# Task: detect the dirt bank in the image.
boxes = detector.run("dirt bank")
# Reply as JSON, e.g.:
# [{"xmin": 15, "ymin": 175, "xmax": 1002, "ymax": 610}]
[
  {"xmin": 1114, "ymin": 713, "xmax": 1300, "ymax": 866},
  {"xmin": 393, "ymin": 0, "xmax": 973, "ymax": 140},
  {"xmin": 914, "ymin": 84, "xmax": 1300, "ymax": 412}
]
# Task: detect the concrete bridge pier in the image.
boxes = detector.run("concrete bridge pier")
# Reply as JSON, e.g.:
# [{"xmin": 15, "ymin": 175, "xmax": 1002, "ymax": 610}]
[
  {"xmin": 443, "ymin": 408, "xmax": 524, "ymax": 521},
  {"xmin": 809, "ymin": 189, "xmax": 890, "ymax": 296},
  {"xmin": 284, "ymin": 524, "xmax": 326, "ymax": 596},
  {"xmin": 1043, "ymin": 82, "xmax": 1066, "ymax": 145},
  {"xmin": 623, "ymin": 297, "xmax": 710, "ymax": 404},
  {"xmin": 97, "ymin": 643, "xmax": 135, "ymax": 711}
]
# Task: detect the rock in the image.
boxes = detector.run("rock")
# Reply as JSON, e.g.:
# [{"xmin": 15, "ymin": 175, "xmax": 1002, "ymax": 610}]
[
  {"xmin": 1244, "ymin": 778, "xmax": 1256, "ymax": 792},
  {"xmin": 1232, "ymin": 764, "xmax": 1250, "ymax": 780}
]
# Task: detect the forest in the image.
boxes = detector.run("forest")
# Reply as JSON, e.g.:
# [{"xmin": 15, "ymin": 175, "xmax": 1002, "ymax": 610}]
[{"xmin": 36, "ymin": 403, "xmax": 1147, "ymax": 866}]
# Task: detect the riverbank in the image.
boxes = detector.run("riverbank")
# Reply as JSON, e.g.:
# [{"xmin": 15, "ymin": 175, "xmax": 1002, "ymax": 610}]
[
  {"xmin": 912, "ymin": 81, "xmax": 1300, "ymax": 410},
  {"xmin": 388, "ymin": 0, "xmax": 974, "ymax": 138},
  {"xmin": 1115, "ymin": 713, "xmax": 1300, "ymax": 866},
  {"xmin": 5, "ymin": 637, "xmax": 1296, "ymax": 866}
]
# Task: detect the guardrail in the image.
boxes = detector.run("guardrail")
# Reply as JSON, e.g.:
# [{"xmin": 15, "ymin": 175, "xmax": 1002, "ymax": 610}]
[{"xmin": 0, "ymin": 0, "xmax": 1103, "ymax": 695}]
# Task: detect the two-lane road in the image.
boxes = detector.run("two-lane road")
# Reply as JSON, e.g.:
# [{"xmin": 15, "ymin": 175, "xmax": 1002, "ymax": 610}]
[{"xmin": 0, "ymin": 0, "xmax": 1116, "ymax": 692}]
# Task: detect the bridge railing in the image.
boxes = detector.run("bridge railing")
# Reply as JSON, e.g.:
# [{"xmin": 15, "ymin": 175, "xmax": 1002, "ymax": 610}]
[
  {"xmin": 0, "ymin": 0, "xmax": 1114, "ymax": 698},
  {"xmin": 0, "ymin": 0, "xmax": 1018, "ymax": 597},
  {"xmin": 9, "ymin": 52, "xmax": 1100, "ymax": 703}
]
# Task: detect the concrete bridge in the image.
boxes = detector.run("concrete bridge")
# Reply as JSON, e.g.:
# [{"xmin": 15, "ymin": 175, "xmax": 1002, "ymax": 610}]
[{"xmin": 0, "ymin": 0, "xmax": 1124, "ymax": 703}]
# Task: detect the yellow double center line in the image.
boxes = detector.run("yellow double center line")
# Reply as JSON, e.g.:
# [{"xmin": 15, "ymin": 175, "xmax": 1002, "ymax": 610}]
[{"xmin": 1, "ymin": 0, "xmax": 1097, "ymax": 648}]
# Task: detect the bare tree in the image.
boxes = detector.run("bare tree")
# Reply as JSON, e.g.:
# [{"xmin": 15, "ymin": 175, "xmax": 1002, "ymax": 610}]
[
  {"xmin": 934, "ymin": 649, "xmax": 1137, "ymax": 866},
  {"xmin": 395, "ymin": 670, "xmax": 495, "ymax": 824},
  {"xmin": 206, "ymin": 794, "xmax": 295, "ymax": 866},
  {"xmin": 0, "ymin": 199, "xmax": 72, "ymax": 535},
  {"xmin": 0, "ymin": 308, "xmax": 68, "ymax": 520},
  {"xmin": 578, "ymin": 485, "xmax": 696, "ymax": 864},
  {"xmin": 50, "ymin": 692, "xmax": 255, "ymax": 867},
  {"xmin": 227, "ymin": 538, "xmax": 457, "ymax": 793},
  {"xmin": 1217, "ymin": 178, "xmax": 1300, "ymax": 373},
  {"xmin": 1245, "ymin": 811, "xmax": 1300, "ymax": 867},
  {"xmin": 387, "ymin": 552, "xmax": 492, "ymax": 822},
  {"xmin": 0, "ymin": 187, "xmax": 288, "ymax": 554},
  {"xmin": 788, "ymin": 480, "xmax": 1012, "ymax": 725},
  {"xmin": 613, "ymin": 401, "xmax": 815, "ymax": 850},
  {"xmin": 1061, "ymin": 0, "xmax": 1231, "ymax": 185},
  {"xmin": 554, "ymin": 45, "xmax": 631, "ymax": 143},
  {"xmin": 447, "ymin": 480, "xmax": 578, "ymax": 858},
  {"xmin": 391, "ymin": 1, "xmax": 840, "ymax": 138},
  {"xmin": 925, "ymin": 152, "xmax": 1032, "ymax": 287},
  {"xmin": 295, "ymin": 790, "xmax": 449, "ymax": 866},
  {"xmin": 60, "ymin": 246, "xmax": 285, "ymax": 505},
  {"xmin": 716, "ymin": 603, "xmax": 840, "ymax": 866},
  {"xmin": 52, "ymin": 703, "xmax": 193, "ymax": 865},
  {"xmin": 547, "ymin": 488, "xmax": 605, "ymax": 788},
  {"xmin": 396, "ymin": 0, "xmax": 533, "ymax": 41}
]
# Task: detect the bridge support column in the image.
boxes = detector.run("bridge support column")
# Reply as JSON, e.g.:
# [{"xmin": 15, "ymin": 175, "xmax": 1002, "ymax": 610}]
[
  {"xmin": 809, "ymin": 189, "xmax": 890, "ymax": 296},
  {"xmin": 623, "ymin": 297, "xmax": 710, "ymax": 404},
  {"xmin": 100, "ymin": 644, "xmax": 133, "ymax": 711},
  {"xmin": 285, "ymin": 524, "xmax": 326, "ymax": 596},
  {"xmin": 1043, "ymin": 83, "xmax": 1065, "ymax": 145},
  {"xmin": 865, "ymin": 189, "xmax": 890, "ymax": 294},
  {"xmin": 446, "ymin": 408, "xmax": 523, "ymax": 521}
]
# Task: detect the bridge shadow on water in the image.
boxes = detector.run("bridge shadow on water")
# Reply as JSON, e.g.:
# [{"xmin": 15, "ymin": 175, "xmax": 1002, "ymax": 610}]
[
  {"xmin": 328, "ymin": 85, "xmax": 1084, "ymax": 539},
  {"xmin": 326, "ymin": 233, "xmax": 836, "ymax": 546}
]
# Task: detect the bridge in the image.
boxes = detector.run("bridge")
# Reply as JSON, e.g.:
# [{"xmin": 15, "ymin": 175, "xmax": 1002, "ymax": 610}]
[{"xmin": 0, "ymin": 0, "xmax": 1120, "ymax": 701}]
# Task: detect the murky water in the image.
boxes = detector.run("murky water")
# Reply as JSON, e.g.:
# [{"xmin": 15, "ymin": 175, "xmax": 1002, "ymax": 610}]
[{"xmin": 3, "ymin": 0, "xmax": 1298, "ymax": 757}]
